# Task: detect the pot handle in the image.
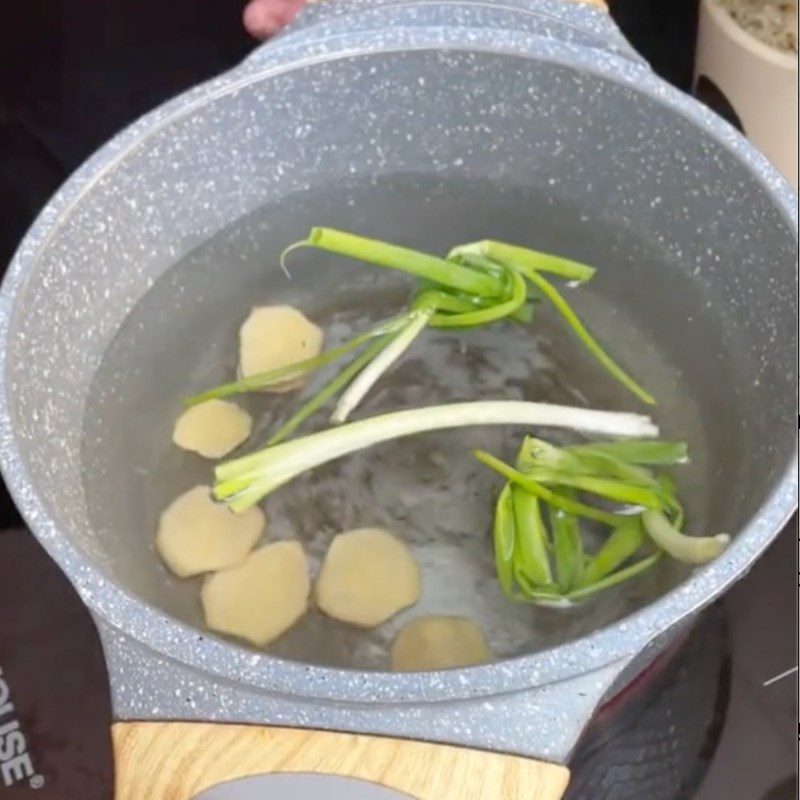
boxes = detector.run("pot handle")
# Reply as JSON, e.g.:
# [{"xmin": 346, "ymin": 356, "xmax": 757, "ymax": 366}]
[
  {"xmin": 239, "ymin": 0, "xmax": 638, "ymax": 77},
  {"xmin": 307, "ymin": 0, "xmax": 609, "ymax": 6},
  {"xmin": 112, "ymin": 722, "xmax": 570, "ymax": 800},
  {"xmin": 319, "ymin": 0, "xmax": 613, "ymax": 4}
]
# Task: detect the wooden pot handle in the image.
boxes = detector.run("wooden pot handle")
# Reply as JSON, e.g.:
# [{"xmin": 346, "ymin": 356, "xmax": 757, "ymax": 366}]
[{"xmin": 113, "ymin": 722, "xmax": 570, "ymax": 800}]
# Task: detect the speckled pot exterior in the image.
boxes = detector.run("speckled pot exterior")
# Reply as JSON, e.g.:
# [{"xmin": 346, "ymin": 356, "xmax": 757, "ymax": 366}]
[
  {"xmin": 267, "ymin": 0, "xmax": 644, "ymax": 63},
  {"xmin": 0, "ymin": 0, "xmax": 795, "ymax": 762}
]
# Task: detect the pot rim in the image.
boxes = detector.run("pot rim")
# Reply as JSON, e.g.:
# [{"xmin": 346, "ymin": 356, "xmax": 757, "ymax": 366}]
[{"xmin": 0, "ymin": 27, "xmax": 796, "ymax": 705}]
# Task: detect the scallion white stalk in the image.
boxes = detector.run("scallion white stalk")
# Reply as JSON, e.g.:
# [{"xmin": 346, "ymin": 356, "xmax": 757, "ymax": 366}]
[
  {"xmin": 331, "ymin": 309, "xmax": 433, "ymax": 424},
  {"xmin": 215, "ymin": 401, "xmax": 658, "ymax": 511},
  {"xmin": 642, "ymin": 509, "xmax": 730, "ymax": 564}
]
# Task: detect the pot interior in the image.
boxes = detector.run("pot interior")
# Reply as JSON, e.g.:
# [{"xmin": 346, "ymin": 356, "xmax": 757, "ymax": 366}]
[{"xmin": 6, "ymin": 47, "xmax": 796, "ymax": 670}]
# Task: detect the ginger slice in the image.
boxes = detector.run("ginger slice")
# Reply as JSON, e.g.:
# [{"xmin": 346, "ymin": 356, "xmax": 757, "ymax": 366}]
[
  {"xmin": 201, "ymin": 541, "xmax": 310, "ymax": 647},
  {"xmin": 238, "ymin": 305, "xmax": 323, "ymax": 393},
  {"xmin": 316, "ymin": 527, "xmax": 420, "ymax": 627},
  {"xmin": 391, "ymin": 615, "xmax": 492, "ymax": 672},
  {"xmin": 173, "ymin": 399, "xmax": 252, "ymax": 458},
  {"xmin": 156, "ymin": 485, "xmax": 264, "ymax": 577}
]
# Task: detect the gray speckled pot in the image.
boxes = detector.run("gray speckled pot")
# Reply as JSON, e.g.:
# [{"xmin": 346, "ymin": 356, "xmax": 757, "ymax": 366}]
[{"xmin": 0, "ymin": 0, "xmax": 796, "ymax": 764}]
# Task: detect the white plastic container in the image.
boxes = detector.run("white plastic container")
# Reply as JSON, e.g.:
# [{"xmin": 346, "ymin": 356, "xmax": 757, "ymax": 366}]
[{"xmin": 695, "ymin": 0, "xmax": 798, "ymax": 189}]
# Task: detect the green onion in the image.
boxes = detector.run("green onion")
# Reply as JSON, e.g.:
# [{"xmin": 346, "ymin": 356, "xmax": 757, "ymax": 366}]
[
  {"xmin": 516, "ymin": 436, "xmax": 584, "ymax": 473},
  {"xmin": 517, "ymin": 436, "xmax": 678, "ymax": 509},
  {"xmin": 642, "ymin": 510, "xmax": 730, "ymax": 565},
  {"xmin": 452, "ymin": 241, "xmax": 653, "ymax": 405},
  {"xmin": 567, "ymin": 440, "xmax": 688, "ymax": 466},
  {"xmin": 553, "ymin": 442, "xmax": 655, "ymax": 482},
  {"xmin": 214, "ymin": 401, "xmax": 658, "ymax": 512},
  {"xmin": 194, "ymin": 230, "xmax": 658, "ymax": 446},
  {"xmin": 411, "ymin": 289, "xmax": 479, "ymax": 315},
  {"xmin": 331, "ymin": 308, "xmax": 433, "ymax": 423},
  {"xmin": 578, "ymin": 517, "xmax": 646, "ymax": 587},
  {"xmin": 514, "ymin": 267, "xmax": 655, "ymax": 405},
  {"xmin": 448, "ymin": 252, "xmax": 509, "ymax": 281},
  {"xmin": 658, "ymin": 474, "xmax": 685, "ymax": 528},
  {"xmin": 450, "ymin": 238, "xmax": 655, "ymax": 404},
  {"xmin": 266, "ymin": 335, "xmax": 393, "ymax": 445},
  {"xmin": 509, "ymin": 302, "xmax": 536, "ymax": 324},
  {"xmin": 549, "ymin": 500, "xmax": 583, "ymax": 593},
  {"xmin": 511, "ymin": 487, "xmax": 553, "ymax": 587},
  {"xmin": 429, "ymin": 267, "xmax": 527, "ymax": 328},
  {"xmin": 184, "ymin": 313, "xmax": 410, "ymax": 407},
  {"xmin": 472, "ymin": 450, "xmax": 626, "ymax": 526},
  {"xmin": 288, "ymin": 228, "xmax": 505, "ymax": 297},
  {"xmin": 449, "ymin": 241, "xmax": 596, "ymax": 283},
  {"xmin": 493, "ymin": 484, "xmax": 516, "ymax": 597},
  {"xmin": 513, "ymin": 568, "xmax": 561, "ymax": 600},
  {"xmin": 412, "ymin": 286, "xmax": 534, "ymax": 326},
  {"xmin": 275, "ymin": 232, "xmax": 540, "ymax": 419},
  {"xmin": 520, "ymin": 436, "xmax": 667, "ymax": 493},
  {"xmin": 479, "ymin": 430, "xmax": 711, "ymax": 605},
  {"xmin": 521, "ymin": 467, "xmax": 663, "ymax": 509},
  {"xmin": 565, "ymin": 553, "xmax": 661, "ymax": 602},
  {"xmin": 508, "ymin": 552, "xmax": 661, "ymax": 606},
  {"xmin": 184, "ymin": 339, "xmax": 361, "ymax": 406}
]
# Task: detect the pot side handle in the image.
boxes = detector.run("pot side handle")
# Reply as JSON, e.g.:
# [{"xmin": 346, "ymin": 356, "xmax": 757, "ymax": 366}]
[
  {"xmin": 112, "ymin": 721, "xmax": 570, "ymax": 800},
  {"xmin": 306, "ymin": 0, "xmax": 607, "ymax": 5},
  {"xmin": 310, "ymin": 0, "xmax": 608, "ymax": 5}
]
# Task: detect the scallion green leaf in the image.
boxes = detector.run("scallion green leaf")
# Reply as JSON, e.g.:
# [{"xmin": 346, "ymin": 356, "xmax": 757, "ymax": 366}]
[
  {"xmin": 549, "ymin": 499, "xmax": 583, "ymax": 593},
  {"xmin": 568, "ymin": 440, "xmax": 688, "ymax": 466},
  {"xmin": 291, "ymin": 228, "xmax": 505, "ymax": 297},
  {"xmin": 522, "ymin": 467, "xmax": 663, "ymax": 509},
  {"xmin": 473, "ymin": 450, "xmax": 626, "ymax": 526},
  {"xmin": 449, "ymin": 240, "xmax": 597, "ymax": 283},
  {"xmin": 511, "ymin": 486, "xmax": 553, "ymax": 587},
  {"xmin": 493, "ymin": 484, "xmax": 517, "ymax": 598},
  {"xmin": 513, "ymin": 268, "xmax": 655, "ymax": 405},
  {"xmin": 429, "ymin": 267, "xmax": 527, "ymax": 328},
  {"xmin": 565, "ymin": 552, "xmax": 661, "ymax": 602},
  {"xmin": 184, "ymin": 313, "xmax": 410, "ymax": 407},
  {"xmin": 578, "ymin": 517, "xmax": 646, "ymax": 587},
  {"xmin": 266, "ymin": 335, "xmax": 393, "ymax": 445}
]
